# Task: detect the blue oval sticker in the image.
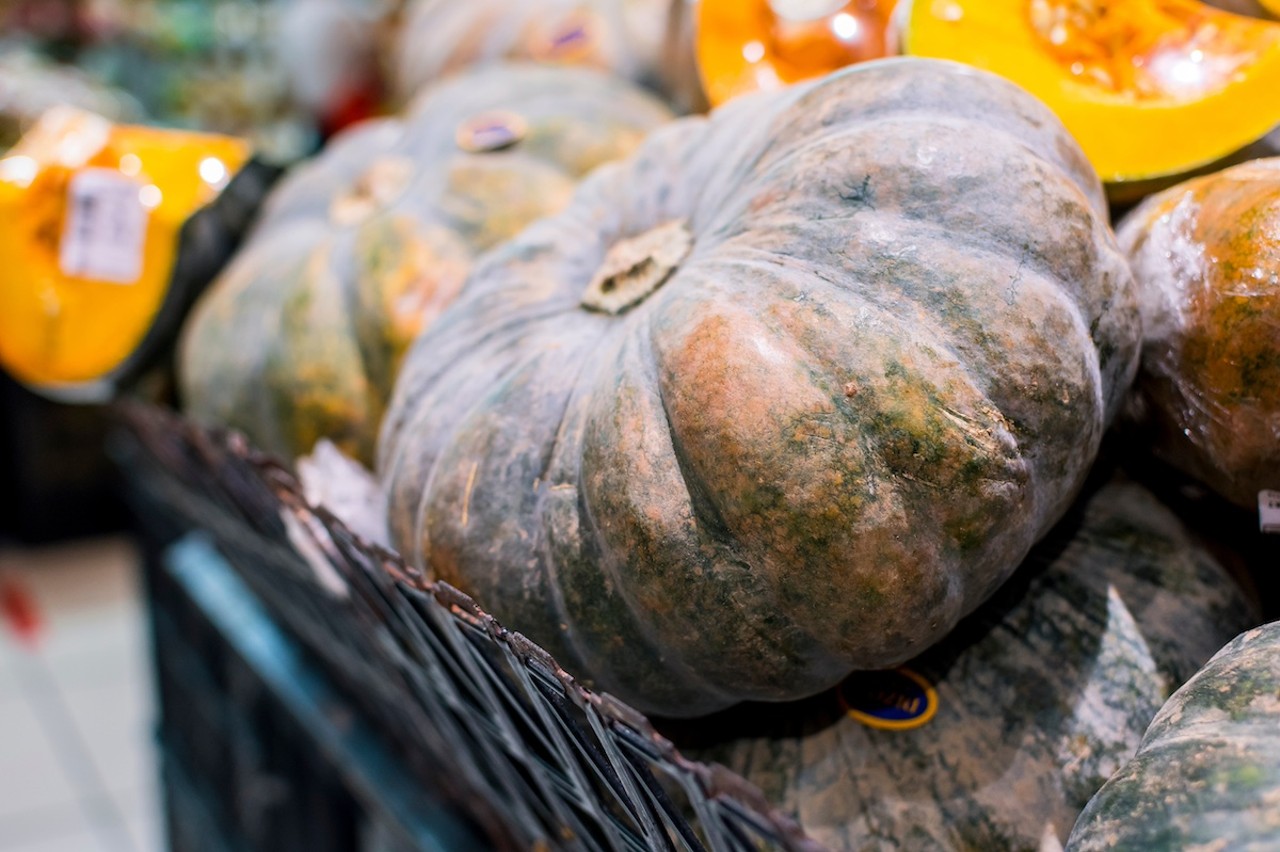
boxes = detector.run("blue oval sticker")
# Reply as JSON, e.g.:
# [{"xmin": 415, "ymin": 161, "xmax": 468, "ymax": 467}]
[
  {"xmin": 838, "ymin": 667, "xmax": 938, "ymax": 731},
  {"xmin": 455, "ymin": 111, "xmax": 527, "ymax": 154},
  {"xmin": 536, "ymin": 11, "xmax": 599, "ymax": 62}
]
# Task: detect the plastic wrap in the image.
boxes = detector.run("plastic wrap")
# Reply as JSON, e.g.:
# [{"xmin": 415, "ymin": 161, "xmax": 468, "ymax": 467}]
[
  {"xmin": 0, "ymin": 107, "xmax": 256, "ymax": 399},
  {"xmin": 1118, "ymin": 157, "xmax": 1280, "ymax": 512}
]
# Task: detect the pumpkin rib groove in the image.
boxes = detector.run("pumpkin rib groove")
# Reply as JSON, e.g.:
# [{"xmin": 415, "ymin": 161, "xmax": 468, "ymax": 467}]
[
  {"xmin": 405, "ymin": 342, "xmax": 572, "ymax": 567},
  {"xmin": 638, "ymin": 295, "xmax": 841, "ymax": 689},
  {"xmin": 721, "ymin": 188, "xmax": 1121, "ymax": 432},
  {"xmin": 534, "ymin": 326, "xmax": 616, "ymax": 492},
  {"xmin": 730, "ymin": 229, "xmax": 1109, "ymax": 544},
  {"xmin": 745, "ymin": 112, "xmax": 1102, "ymax": 229},
  {"xmin": 691, "ymin": 247, "xmax": 1033, "ymax": 554},
  {"xmin": 652, "ymin": 288, "xmax": 877, "ymax": 567},
  {"xmin": 748, "ymin": 58, "xmax": 1107, "ymax": 214},
  {"xmin": 716, "ymin": 243, "xmax": 994, "ymax": 404},
  {"xmin": 380, "ymin": 297, "xmax": 589, "ymax": 489},
  {"xmin": 424, "ymin": 336, "xmax": 604, "ymax": 621},
  {"xmin": 649, "ymin": 265, "xmax": 1000, "ymax": 665},
  {"xmin": 532, "ymin": 330, "xmax": 654, "ymax": 686},
  {"xmin": 726, "ymin": 247, "xmax": 1050, "ymax": 508},
  {"xmin": 573, "ymin": 329, "xmax": 800, "ymax": 706},
  {"xmin": 590, "ymin": 315, "xmax": 843, "ymax": 702},
  {"xmin": 643, "ymin": 300, "xmax": 740, "ymax": 554},
  {"xmin": 540, "ymin": 291, "xmax": 811, "ymax": 706}
]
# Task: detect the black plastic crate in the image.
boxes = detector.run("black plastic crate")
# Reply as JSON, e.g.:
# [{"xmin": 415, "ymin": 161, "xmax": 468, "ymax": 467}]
[{"xmin": 146, "ymin": 530, "xmax": 485, "ymax": 852}]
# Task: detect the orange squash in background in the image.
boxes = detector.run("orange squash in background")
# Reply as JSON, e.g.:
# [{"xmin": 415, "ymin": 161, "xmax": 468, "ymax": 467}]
[
  {"xmin": 696, "ymin": 0, "xmax": 900, "ymax": 106},
  {"xmin": 1118, "ymin": 158, "xmax": 1280, "ymax": 509}
]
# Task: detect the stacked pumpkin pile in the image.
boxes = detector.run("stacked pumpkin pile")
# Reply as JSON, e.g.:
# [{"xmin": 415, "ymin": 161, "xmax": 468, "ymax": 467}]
[{"xmin": 177, "ymin": 1, "xmax": 1280, "ymax": 848}]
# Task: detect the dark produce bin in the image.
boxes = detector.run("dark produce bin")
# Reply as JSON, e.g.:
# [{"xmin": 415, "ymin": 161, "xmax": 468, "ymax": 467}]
[
  {"xmin": 0, "ymin": 369, "xmax": 126, "ymax": 544},
  {"xmin": 117, "ymin": 403, "xmax": 818, "ymax": 852}
]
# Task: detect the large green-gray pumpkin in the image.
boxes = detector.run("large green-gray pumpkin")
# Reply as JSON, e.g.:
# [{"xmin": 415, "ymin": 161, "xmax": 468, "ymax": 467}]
[
  {"xmin": 679, "ymin": 480, "xmax": 1255, "ymax": 851},
  {"xmin": 379, "ymin": 58, "xmax": 1142, "ymax": 717},
  {"xmin": 178, "ymin": 64, "xmax": 671, "ymax": 464},
  {"xmin": 1067, "ymin": 619, "xmax": 1280, "ymax": 851}
]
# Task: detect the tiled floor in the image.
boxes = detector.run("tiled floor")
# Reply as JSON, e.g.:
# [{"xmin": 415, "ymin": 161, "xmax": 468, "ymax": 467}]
[{"xmin": 0, "ymin": 537, "xmax": 161, "ymax": 852}]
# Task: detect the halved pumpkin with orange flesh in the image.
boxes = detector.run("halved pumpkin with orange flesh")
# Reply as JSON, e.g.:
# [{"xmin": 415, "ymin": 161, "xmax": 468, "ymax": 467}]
[
  {"xmin": 905, "ymin": 0, "xmax": 1280, "ymax": 191},
  {"xmin": 697, "ymin": 0, "xmax": 900, "ymax": 107}
]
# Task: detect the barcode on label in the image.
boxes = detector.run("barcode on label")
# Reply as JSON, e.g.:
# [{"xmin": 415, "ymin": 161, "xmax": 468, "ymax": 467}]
[
  {"xmin": 1259, "ymin": 490, "xmax": 1280, "ymax": 534},
  {"xmin": 59, "ymin": 169, "xmax": 149, "ymax": 284}
]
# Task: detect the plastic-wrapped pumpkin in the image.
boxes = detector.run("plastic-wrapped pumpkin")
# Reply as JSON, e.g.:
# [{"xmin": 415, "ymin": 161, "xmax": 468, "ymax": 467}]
[
  {"xmin": 1117, "ymin": 157, "xmax": 1280, "ymax": 509},
  {"xmin": 1068, "ymin": 619, "xmax": 1280, "ymax": 850},
  {"xmin": 379, "ymin": 58, "xmax": 1142, "ymax": 718},
  {"xmin": 388, "ymin": 0, "xmax": 704, "ymax": 113},
  {"xmin": 681, "ymin": 480, "xmax": 1255, "ymax": 851},
  {"xmin": 0, "ymin": 108, "xmax": 275, "ymax": 401},
  {"xmin": 179, "ymin": 64, "xmax": 672, "ymax": 464},
  {"xmin": 905, "ymin": 0, "xmax": 1280, "ymax": 200}
]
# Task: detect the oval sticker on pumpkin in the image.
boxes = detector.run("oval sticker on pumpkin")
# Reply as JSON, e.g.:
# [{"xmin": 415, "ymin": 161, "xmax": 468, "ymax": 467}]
[
  {"xmin": 455, "ymin": 111, "xmax": 528, "ymax": 154},
  {"xmin": 532, "ymin": 11, "xmax": 600, "ymax": 63},
  {"xmin": 838, "ymin": 667, "xmax": 938, "ymax": 731}
]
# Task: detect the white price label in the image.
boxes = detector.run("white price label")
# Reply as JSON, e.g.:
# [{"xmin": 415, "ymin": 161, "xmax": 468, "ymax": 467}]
[
  {"xmin": 58, "ymin": 168, "xmax": 149, "ymax": 284},
  {"xmin": 1259, "ymin": 490, "xmax": 1280, "ymax": 534}
]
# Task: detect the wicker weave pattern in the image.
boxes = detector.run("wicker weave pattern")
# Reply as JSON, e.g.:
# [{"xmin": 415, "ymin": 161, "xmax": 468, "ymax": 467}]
[{"xmin": 119, "ymin": 403, "xmax": 825, "ymax": 852}]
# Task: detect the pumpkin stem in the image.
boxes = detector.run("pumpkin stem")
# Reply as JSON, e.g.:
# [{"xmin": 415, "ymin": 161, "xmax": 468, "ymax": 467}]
[
  {"xmin": 581, "ymin": 219, "xmax": 693, "ymax": 315},
  {"xmin": 329, "ymin": 156, "xmax": 414, "ymax": 226}
]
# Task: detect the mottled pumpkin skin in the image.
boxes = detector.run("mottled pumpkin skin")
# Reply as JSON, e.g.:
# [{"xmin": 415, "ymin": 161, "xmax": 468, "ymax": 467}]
[
  {"xmin": 389, "ymin": 0, "xmax": 704, "ymax": 112},
  {"xmin": 380, "ymin": 59, "xmax": 1141, "ymax": 717},
  {"xmin": 179, "ymin": 65, "xmax": 671, "ymax": 464},
  {"xmin": 684, "ymin": 481, "xmax": 1255, "ymax": 852},
  {"xmin": 1119, "ymin": 158, "xmax": 1280, "ymax": 509},
  {"xmin": 1068, "ymin": 620, "xmax": 1280, "ymax": 851}
]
